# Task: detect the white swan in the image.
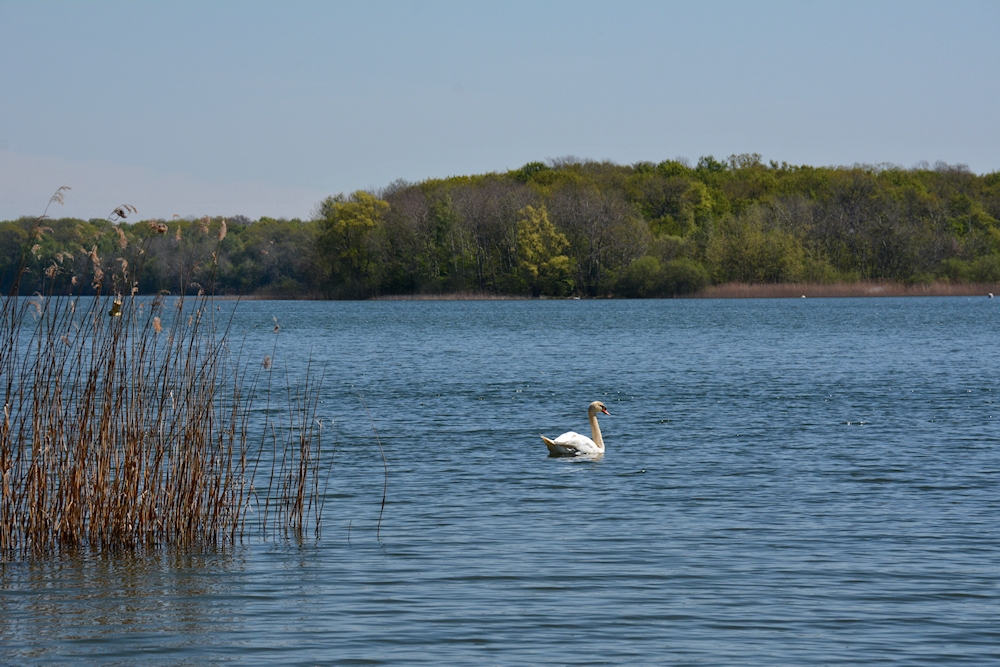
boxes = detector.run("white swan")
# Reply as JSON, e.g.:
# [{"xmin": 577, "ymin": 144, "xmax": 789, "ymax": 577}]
[{"xmin": 541, "ymin": 401, "xmax": 610, "ymax": 457}]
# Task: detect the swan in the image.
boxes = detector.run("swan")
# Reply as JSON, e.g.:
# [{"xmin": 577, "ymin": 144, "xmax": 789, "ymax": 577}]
[{"xmin": 541, "ymin": 401, "xmax": 610, "ymax": 457}]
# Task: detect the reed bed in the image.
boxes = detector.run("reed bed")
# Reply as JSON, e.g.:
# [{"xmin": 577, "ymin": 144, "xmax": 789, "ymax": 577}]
[
  {"xmin": 696, "ymin": 280, "xmax": 1000, "ymax": 299},
  {"xmin": 0, "ymin": 196, "xmax": 327, "ymax": 560}
]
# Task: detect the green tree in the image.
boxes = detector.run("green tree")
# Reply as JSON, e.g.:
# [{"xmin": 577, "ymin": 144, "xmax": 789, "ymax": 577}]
[
  {"xmin": 516, "ymin": 205, "xmax": 574, "ymax": 296},
  {"xmin": 617, "ymin": 255, "xmax": 709, "ymax": 297},
  {"xmin": 617, "ymin": 255, "xmax": 662, "ymax": 297},
  {"xmin": 0, "ymin": 223, "xmax": 29, "ymax": 293},
  {"xmin": 316, "ymin": 191, "xmax": 389, "ymax": 296},
  {"xmin": 511, "ymin": 161, "xmax": 550, "ymax": 183},
  {"xmin": 705, "ymin": 208, "xmax": 805, "ymax": 283},
  {"xmin": 662, "ymin": 258, "xmax": 709, "ymax": 295}
]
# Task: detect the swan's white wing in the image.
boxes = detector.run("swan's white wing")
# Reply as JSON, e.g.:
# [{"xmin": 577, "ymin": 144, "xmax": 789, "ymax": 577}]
[
  {"xmin": 551, "ymin": 431, "xmax": 600, "ymax": 455},
  {"xmin": 552, "ymin": 431, "xmax": 588, "ymax": 445}
]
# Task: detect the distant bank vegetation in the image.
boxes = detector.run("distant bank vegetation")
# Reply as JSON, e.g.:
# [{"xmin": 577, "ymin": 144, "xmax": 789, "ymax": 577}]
[{"xmin": 5, "ymin": 155, "xmax": 1000, "ymax": 298}]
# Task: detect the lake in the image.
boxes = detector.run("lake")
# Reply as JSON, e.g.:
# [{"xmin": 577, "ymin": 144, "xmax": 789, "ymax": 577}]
[{"xmin": 2, "ymin": 296, "xmax": 999, "ymax": 665}]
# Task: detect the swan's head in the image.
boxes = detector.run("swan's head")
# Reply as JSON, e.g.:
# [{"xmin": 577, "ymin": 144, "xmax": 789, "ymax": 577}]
[{"xmin": 589, "ymin": 401, "xmax": 610, "ymax": 417}]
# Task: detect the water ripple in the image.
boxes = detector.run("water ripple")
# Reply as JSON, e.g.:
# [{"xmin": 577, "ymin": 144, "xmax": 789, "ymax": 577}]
[{"xmin": 3, "ymin": 297, "xmax": 1000, "ymax": 665}]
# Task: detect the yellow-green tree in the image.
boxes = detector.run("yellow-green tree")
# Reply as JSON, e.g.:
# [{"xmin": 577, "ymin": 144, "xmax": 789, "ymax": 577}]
[
  {"xmin": 316, "ymin": 191, "xmax": 389, "ymax": 295},
  {"xmin": 705, "ymin": 208, "xmax": 805, "ymax": 283},
  {"xmin": 516, "ymin": 205, "xmax": 573, "ymax": 296}
]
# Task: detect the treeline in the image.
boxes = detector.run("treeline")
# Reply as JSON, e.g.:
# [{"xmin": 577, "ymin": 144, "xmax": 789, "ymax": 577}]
[{"xmin": 5, "ymin": 155, "xmax": 1000, "ymax": 298}]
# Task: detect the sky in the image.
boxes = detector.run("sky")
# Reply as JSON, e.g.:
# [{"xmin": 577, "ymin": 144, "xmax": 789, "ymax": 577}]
[{"xmin": 1, "ymin": 0, "xmax": 998, "ymax": 221}]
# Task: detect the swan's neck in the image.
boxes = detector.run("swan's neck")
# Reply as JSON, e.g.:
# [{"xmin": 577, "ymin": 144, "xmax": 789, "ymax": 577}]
[{"xmin": 589, "ymin": 412, "xmax": 605, "ymax": 451}]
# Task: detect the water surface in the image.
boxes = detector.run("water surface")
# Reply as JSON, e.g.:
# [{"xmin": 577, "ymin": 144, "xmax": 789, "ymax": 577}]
[{"xmin": 3, "ymin": 297, "xmax": 999, "ymax": 665}]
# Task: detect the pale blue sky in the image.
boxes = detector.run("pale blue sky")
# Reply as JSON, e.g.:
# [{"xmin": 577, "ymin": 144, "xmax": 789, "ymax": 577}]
[{"xmin": 1, "ymin": 1, "xmax": 997, "ymax": 220}]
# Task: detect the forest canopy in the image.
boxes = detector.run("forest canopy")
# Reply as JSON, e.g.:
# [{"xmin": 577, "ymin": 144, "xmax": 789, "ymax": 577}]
[{"xmin": 5, "ymin": 156, "xmax": 1000, "ymax": 298}]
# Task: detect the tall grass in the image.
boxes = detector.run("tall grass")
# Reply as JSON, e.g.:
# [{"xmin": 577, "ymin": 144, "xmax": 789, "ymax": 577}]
[{"xmin": 0, "ymin": 193, "xmax": 327, "ymax": 559}]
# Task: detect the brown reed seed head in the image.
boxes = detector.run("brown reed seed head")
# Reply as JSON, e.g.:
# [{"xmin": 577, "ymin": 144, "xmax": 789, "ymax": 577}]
[
  {"xmin": 111, "ymin": 204, "xmax": 137, "ymax": 221},
  {"xmin": 153, "ymin": 316, "xmax": 162, "ymax": 333},
  {"xmin": 49, "ymin": 186, "xmax": 71, "ymax": 206}
]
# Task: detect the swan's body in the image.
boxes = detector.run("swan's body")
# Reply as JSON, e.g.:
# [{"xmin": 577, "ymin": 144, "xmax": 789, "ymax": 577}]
[{"xmin": 542, "ymin": 401, "xmax": 610, "ymax": 457}]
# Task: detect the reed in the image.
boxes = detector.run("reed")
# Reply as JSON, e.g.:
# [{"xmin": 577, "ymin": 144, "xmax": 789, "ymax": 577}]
[
  {"xmin": 696, "ymin": 280, "xmax": 1000, "ymax": 299},
  {"xmin": 0, "ymin": 194, "xmax": 327, "ymax": 559}
]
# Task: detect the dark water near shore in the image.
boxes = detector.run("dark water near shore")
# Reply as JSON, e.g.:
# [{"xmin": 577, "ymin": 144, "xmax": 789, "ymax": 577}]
[{"xmin": 3, "ymin": 297, "xmax": 1000, "ymax": 665}]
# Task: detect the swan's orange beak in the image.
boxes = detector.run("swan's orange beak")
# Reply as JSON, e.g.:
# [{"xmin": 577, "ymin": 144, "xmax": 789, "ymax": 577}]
[{"xmin": 601, "ymin": 406, "xmax": 610, "ymax": 416}]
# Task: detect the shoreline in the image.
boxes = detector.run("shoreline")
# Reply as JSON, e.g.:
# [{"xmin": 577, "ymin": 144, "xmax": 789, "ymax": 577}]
[
  {"xmin": 202, "ymin": 281, "xmax": 1000, "ymax": 301},
  {"xmin": 374, "ymin": 281, "xmax": 999, "ymax": 300}
]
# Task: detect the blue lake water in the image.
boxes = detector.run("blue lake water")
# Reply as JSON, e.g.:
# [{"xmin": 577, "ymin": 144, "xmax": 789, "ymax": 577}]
[{"xmin": 2, "ymin": 296, "xmax": 999, "ymax": 665}]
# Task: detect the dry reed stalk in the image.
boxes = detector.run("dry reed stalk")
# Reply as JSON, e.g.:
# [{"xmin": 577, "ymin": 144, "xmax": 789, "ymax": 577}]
[{"xmin": 0, "ymin": 197, "xmax": 329, "ymax": 560}]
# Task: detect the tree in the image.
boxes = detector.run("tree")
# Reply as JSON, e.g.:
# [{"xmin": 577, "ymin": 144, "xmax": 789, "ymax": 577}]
[
  {"xmin": 617, "ymin": 256, "xmax": 709, "ymax": 297},
  {"xmin": 661, "ymin": 258, "xmax": 709, "ymax": 295},
  {"xmin": 511, "ymin": 161, "xmax": 550, "ymax": 183},
  {"xmin": 450, "ymin": 179, "xmax": 534, "ymax": 292},
  {"xmin": 516, "ymin": 205, "xmax": 573, "ymax": 296},
  {"xmin": 0, "ymin": 223, "xmax": 29, "ymax": 293},
  {"xmin": 705, "ymin": 207, "xmax": 805, "ymax": 283},
  {"xmin": 316, "ymin": 191, "xmax": 389, "ymax": 296},
  {"xmin": 547, "ymin": 184, "xmax": 649, "ymax": 296},
  {"xmin": 617, "ymin": 255, "xmax": 662, "ymax": 297}
]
